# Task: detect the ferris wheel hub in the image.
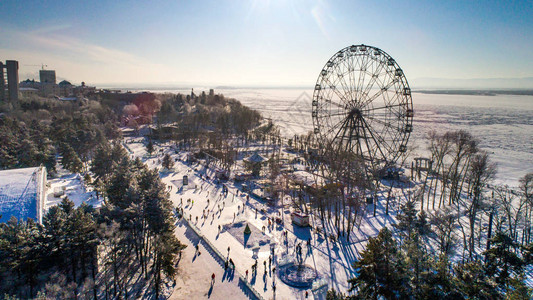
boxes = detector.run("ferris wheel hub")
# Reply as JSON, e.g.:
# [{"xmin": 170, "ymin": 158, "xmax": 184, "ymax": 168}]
[{"xmin": 349, "ymin": 108, "xmax": 362, "ymax": 118}]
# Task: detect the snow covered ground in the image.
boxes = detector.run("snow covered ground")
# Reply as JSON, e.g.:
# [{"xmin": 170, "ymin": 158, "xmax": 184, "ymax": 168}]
[
  {"xmin": 42, "ymin": 124, "xmax": 529, "ymax": 298},
  {"xmin": 171, "ymin": 219, "xmax": 248, "ymax": 300},
  {"xmin": 126, "ymin": 138, "xmax": 410, "ymax": 299},
  {"xmin": 45, "ymin": 171, "xmax": 99, "ymax": 210}
]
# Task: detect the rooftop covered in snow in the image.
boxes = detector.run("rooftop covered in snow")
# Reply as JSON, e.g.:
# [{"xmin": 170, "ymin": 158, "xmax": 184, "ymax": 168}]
[{"xmin": 0, "ymin": 166, "xmax": 47, "ymax": 224}]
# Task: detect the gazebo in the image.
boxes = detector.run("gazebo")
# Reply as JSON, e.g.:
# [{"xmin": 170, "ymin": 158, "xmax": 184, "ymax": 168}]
[
  {"xmin": 245, "ymin": 152, "xmax": 266, "ymax": 164},
  {"xmin": 244, "ymin": 152, "xmax": 266, "ymax": 177}
]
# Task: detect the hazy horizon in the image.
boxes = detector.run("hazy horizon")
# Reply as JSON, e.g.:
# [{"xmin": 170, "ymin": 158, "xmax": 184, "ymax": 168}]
[{"xmin": 93, "ymin": 76, "xmax": 533, "ymax": 91}]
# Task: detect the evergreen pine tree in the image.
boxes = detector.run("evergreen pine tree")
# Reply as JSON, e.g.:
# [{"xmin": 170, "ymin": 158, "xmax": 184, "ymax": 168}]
[
  {"xmin": 90, "ymin": 142, "xmax": 112, "ymax": 181},
  {"xmin": 483, "ymin": 231, "xmax": 524, "ymax": 286},
  {"xmin": 349, "ymin": 227, "xmax": 408, "ymax": 298},
  {"xmin": 506, "ymin": 274, "xmax": 533, "ymax": 299},
  {"xmin": 395, "ymin": 200, "xmax": 418, "ymax": 238},
  {"xmin": 162, "ymin": 153, "xmax": 174, "ymax": 170},
  {"xmin": 61, "ymin": 144, "xmax": 83, "ymax": 173},
  {"xmin": 146, "ymin": 139, "xmax": 154, "ymax": 156},
  {"xmin": 418, "ymin": 254, "xmax": 457, "ymax": 298},
  {"xmin": 106, "ymin": 157, "xmax": 137, "ymax": 209},
  {"xmin": 453, "ymin": 260, "xmax": 499, "ymax": 298}
]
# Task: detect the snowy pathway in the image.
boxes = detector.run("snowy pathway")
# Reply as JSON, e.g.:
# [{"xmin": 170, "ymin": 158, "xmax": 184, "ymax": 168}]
[
  {"xmin": 129, "ymin": 140, "xmax": 405, "ymax": 299},
  {"xmin": 170, "ymin": 220, "xmax": 248, "ymax": 299}
]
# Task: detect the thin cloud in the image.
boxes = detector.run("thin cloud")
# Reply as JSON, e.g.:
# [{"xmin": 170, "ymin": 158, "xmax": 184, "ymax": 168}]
[
  {"xmin": 1, "ymin": 27, "xmax": 173, "ymax": 84},
  {"xmin": 30, "ymin": 23, "xmax": 72, "ymax": 34}
]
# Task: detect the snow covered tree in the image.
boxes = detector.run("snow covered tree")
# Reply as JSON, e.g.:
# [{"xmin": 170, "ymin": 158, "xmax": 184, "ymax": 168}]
[
  {"xmin": 520, "ymin": 173, "xmax": 533, "ymax": 246},
  {"xmin": 138, "ymin": 168, "xmax": 185, "ymax": 298},
  {"xmin": 430, "ymin": 208, "xmax": 458, "ymax": 256},
  {"xmin": 395, "ymin": 200, "xmax": 418, "ymax": 239},
  {"xmin": 106, "ymin": 157, "xmax": 139, "ymax": 210},
  {"xmin": 349, "ymin": 227, "xmax": 409, "ymax": 298},
  {"xmin": 505, "ymin": 274, "xmax": 533, "ymax": 299},
  {"xmin": 453, "ymin": 260, "xmax": 499, "ymax": 299},
  {"xmin": 91, "ymin": 142, "xmax": 113, "ymax": 181},
  {"xmin": 60, "ymin": 144, "xmax": 83, "ymax": 173},
  {"xmin": 146, "ymin": 139, "xmax": 154, "ymax": 156},
  {"xmin": 465, "ymin": 151, "xmax": 496, "ymax": 259},
  {"xmin": 418, "ymin": 254, "xmax": 458, "ymax": 298},
  {"xmin": 162, "ymin": 153, "xmax": 174, "ymax": 170},
  {"xmin": 484, "ymin": 231, "xmax": 524, "ymax": 286}
]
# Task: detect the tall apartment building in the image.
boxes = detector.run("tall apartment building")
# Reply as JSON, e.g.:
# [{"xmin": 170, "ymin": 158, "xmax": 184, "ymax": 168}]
[
  {"xmin": 39, "ymin": 69, "xmax": 56, "ymax": 84},
  {"xmin": 0, "ymin": 60, "xmax": 20, "ymax": 102},
  {"xmin": 39, "ymin": 69, "xmax": 58, "ymax": 96}
]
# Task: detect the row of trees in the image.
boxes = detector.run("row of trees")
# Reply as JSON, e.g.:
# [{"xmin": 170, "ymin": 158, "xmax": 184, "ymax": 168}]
[
  {"xmin": 96, "ymin": 146, "xmax": 185, "ymax": 299},
  {"xmin": 342, "ymin": 195, "xmax": 533, "ymax": 299},
  {"xmin": 0, "ymin": 142, "xmax": 185, "ymax": 298},
  {"xmin": 0, "ymin": 97, "xmax": 120, "ymax": 174},
  {"xmin": 154, "ymin": 92, "xmax": 262, "ymax": 150},
  {"xmin": 412, "ymin": 130, "xmax": 533, "ymax": 263},
  {"xmin": 320, "ymin": 164, "xmax": 533, "ymax": 299},
  {"xmin": 0, "ymin": 93, "xmax": 185, "ymax": 298},
  {"xmin": 343, "ymin": 226, "xmax": 532, "ymax": 299},
  {"xmin": 0, "ymin": 200, "xmax": 98, "ymax": 298}
]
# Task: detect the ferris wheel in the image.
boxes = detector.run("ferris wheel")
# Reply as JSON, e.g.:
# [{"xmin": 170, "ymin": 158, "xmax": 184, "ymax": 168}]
[{"xmin": 312, "ymin": 44, "xmax": 413, "ymax": 171}]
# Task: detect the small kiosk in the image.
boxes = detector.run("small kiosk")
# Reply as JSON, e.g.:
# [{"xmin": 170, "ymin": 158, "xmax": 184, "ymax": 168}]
[
  {"xmin": 291, "ymin": 211, "xmax": 310, "ymax": 227},
  {"xmin": 235, "ymin": 172, "xmax": 252, "ymax": 181},
  {"xmin": 215, "ymin": 168, "xmax": 229, "ymax": 180}
]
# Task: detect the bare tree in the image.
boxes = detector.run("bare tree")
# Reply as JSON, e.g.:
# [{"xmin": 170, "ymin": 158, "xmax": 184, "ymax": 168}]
[
  {"xmin": 447, "ymin": 130, "xmax": 478, "ymax": 206},
  {"xmin": 494, "ymin": 186, "xmax": 527, "ymax": 244},
  {"xmin": 426, "ymin": 130, "xmax": 452, "ymax": 209},
  {"xmin": 430, "ymin": 208, "xmax": 457, "ymax": 255},
  {"xmin": 465, "ymin": 151, "xmax": 496, "ymax": 259},
  {"xmin": 520, "ymin": 173, "xmax": 533, "ymax": 245}
]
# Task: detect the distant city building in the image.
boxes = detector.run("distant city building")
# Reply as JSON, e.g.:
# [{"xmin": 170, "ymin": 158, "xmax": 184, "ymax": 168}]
[
  {"xmin": 39, "ymin": 69, "xmax": 56, "ymax": 84},
  {"xmin": 38, "ymin": 69, "xmax": 58, "ymax": 97},
  {"xmin": 56, "ymin": 96, "xmax": 87, "ymax": 102},
  {"xmin": 209, "ymin": 89, "xmax": 214, "ymax": 96},
  {"xmin": 74, "ymin": 81, "xmax": 96, "ymax": 96},
  {"xmin": 0, "ymin": 166, "xmax": 47, "ymax": 224},
  {"xmin": 40, "ymin": 82, "xmax": 60, "ymax": 97},
  {"xmin": 58, "ymin": 80, "xmax": 73, "ymax": 96},
  {"xmin": 20, "ymin": 78, "xmax": 40, "ymax": 89},
  {"xmin": 19, "ymin": 87, "xmax": 39, "ymax": 97},
  {"xmin": 0, "ymin": 60, "xmax": 20, "ymax": 102},
  {"xmin": 19, "ymin": 66, "xmax": 95, "ymax": 98}
]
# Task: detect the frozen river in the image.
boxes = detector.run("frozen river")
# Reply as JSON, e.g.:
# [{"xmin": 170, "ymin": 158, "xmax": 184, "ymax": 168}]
[{"xmin": 217, "ymin": 88, "xmax": 532, "ymax": 187}]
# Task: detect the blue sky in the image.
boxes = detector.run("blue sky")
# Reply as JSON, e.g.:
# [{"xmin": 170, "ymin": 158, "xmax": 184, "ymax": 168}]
[{"xmin": 1, "ymin": 0, "xmax": 532, "ymax": 87}]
